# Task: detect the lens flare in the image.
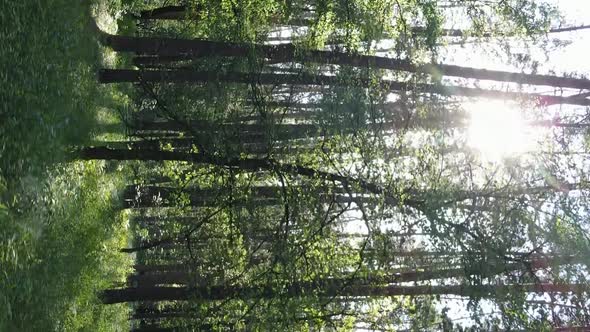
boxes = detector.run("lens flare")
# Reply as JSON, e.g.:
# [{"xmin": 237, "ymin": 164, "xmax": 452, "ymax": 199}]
[{"xmin": 466, "ymin": 101, "xmax": 536, "ymax": 161}]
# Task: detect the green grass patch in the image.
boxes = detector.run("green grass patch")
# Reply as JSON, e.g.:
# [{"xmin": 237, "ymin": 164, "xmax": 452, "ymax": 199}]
[
  {"xmin": 0, "ymin": 162, "xmax": 132, "ymax": 331},
  {"xmin": 0, "ymin": 1, "xmax": 101, "ymax": 181},
  {"xmin": 0, "ymin": 0, "xmax": 132, "ymax": 330}
]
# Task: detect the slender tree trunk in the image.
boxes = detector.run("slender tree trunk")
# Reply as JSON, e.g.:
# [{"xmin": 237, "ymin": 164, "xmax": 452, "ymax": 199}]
[
  {"xmin": 100, "ymin": 138, "xmax": 294, "ymax": 154},
  {"xmin": 127, "ymin": 112, "xmax": 586, "ymax": 136},
  {"xmin": 132, "ymin": 121, "xmax": 319, "ymax": 134},
  {"xmin": 131, "ymin": 309, "xmax": 193, "ymax": 320},
  {"xmin": 124, "ymin": 185, "xmax": 287, "ymax": 200},
  {"xmin": 128, "ymin": 271, "xmax": 196, "ymax": 287},
  {"xmin": 414, "ymin": 24, "xmax": 590, "ymax": 37},
  {"xmin": 122, "ymin": 184, "xmax": 282, "ymax": 209},
  {"xmin": 73, "ymin": 146, "xmax": 587, "ymax": 211},
  {"xmin": 100, "ymin": 282, "xmax": 588, "ymax": 304},
  {"xmin": 75, "ymin": 146, "xmax": 418, "ymax": 208},
  {"xmin": 132, "ymin": 216, "xmax": 202, "ymax": 227},
  {"xmin": 138, "ymin": 5, "xmax": 187, "ymax": 20},
  {"xmin": 131, "ymin": 8, "xmax": 590, "ymax": 35},
  {"xmin": 121, "ymin": 236, "xmax": 175, "ymax": 253},
  {"xmin": 133, "ymin": 323, "xmax": 214, "ymax": 331},
  {"xmin": 97, "ymin": 69, "xmax": 590, "ymax": 107},
  {"xmin": 134, "ymin": 264, "xmax": 188, "ymax": 274},
  {"xmin": 134, "ymin": 5, "xmax": 311, "ymax": 26},
  {"xmin": 123, "ymin": 184, "xmax": 354, "ymax": 208},
  {"xmin": 129, "ymin": 115, "xmax": 458, "ymax": 136},
  {"xmin": 132, "ymin": 325, "xmax": 174, "ymax": 332},
  {"xmin": 99, "ymin": 34, "xmax": 590, "ymax": 90},
  {"xmin": 124, "ymin": 254, "xmax": 573, "ymax": 288}
]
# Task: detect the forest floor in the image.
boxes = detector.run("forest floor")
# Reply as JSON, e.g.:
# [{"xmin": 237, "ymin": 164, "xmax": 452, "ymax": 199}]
[{"xmin": 0, "ymin": 0, "xmax": 132, "ymax": 330}]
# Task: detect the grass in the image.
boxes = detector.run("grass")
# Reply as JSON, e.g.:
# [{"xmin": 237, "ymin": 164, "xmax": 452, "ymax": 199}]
[
  {"xmin": 0, "ymin": 0, "xmax": 132, "ymax": 330},
  {"xmin": 1, "ymin": 163, "xmax": 133, "ymax": 331},
  {"xmin": 0, "ymin": 1, "xmax": 97, "ymax": 181}
]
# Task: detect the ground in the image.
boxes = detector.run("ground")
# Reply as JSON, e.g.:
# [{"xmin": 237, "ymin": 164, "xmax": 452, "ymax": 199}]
[{"xmin": 0, "ymin": 1, "xmax": 132, "ymax": 330}]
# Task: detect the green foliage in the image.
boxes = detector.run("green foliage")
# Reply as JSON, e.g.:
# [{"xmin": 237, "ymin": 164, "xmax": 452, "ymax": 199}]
[
  {"xmin": 194, "ymin": 0, "xmax": 284, "ymax": 41},
  {"xmin": 0, "ymin": 0, "xmax": 100, "ymax": 182},
  {"xmin": 0, "ymin": 0, "xmax": 133, "ymax": 330},
  {"xmin": 0, "ymin": 162, "xmax": 132, "ymax": 331},
  {"xmin": 22, "ymin": 0, "xmax": 581, "ymax": 330}
]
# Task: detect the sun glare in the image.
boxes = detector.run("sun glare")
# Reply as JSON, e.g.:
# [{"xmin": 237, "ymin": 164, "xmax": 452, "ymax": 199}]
[{"xmin": 466, "ymin": 101, "xmax": 536, "ymax": 161}]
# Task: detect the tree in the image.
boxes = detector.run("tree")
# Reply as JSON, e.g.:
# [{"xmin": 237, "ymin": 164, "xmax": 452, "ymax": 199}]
[{"xmin": 89, "ymin": 0, "xmax": 590, "ymax": 330}]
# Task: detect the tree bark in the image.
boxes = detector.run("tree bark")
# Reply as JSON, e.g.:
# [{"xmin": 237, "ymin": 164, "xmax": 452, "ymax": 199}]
[
  {"xmin": 97, "ymin": 69, "xmax": 590, "ymax": 107},
  {"xmin": 553, "ymin": 328, "xmax": 590, "ymax": 332},
  {"xmin": 132, "ymin": 309, "xmax": 193, "ymax": 320},
  {"xmin": 413, "ymin": 24, "xmax": 590, "ymax": 37},
  {"xmin": 99, "ymin": 34, "xmax": 590, "ymax": 90},
  {"xmin": 122, "ymin": 185, "xmax": 283, "ymax": 209},
  {"xmin": 123, "ymin": 184, "xmax": 355, "ymax": 208},
  {"xmin": 130, "ymin": 8, "xmax": 590, "ymax": 36},
  {"xmin": 134, "ymin": 5, "xmax": 311, "ymax": 26},
  {"xmin": 125, "ymin": 254, "xmax": 574, "ymax": 288},
  {"xmin": 128, "ymin": 271, "xmax": 196, "ymax": 287},
  {"xmin": 134, "ymin": 264, "xmax": 188, "ymax": 274},
  {"xmin": 101, "ymin": 282, "xmax": 588, "ymax": 304},
  {"xmin": 132, "ymin": 325, "xmax": 174, "ymax": 332},
  {"xmin": 75, "ymin": 146, "xmax": 418, "ymax": 208},
  {"xmin": 121, "ymin": 236, "xmax": 175, "ymax": 253},
  {"xmin": 129, "ymin": 115, "xmax": 457, "ymax": 136},
  {"xmin": 138, "ymin": 5, "xmax": 187, "ymax": 20}
]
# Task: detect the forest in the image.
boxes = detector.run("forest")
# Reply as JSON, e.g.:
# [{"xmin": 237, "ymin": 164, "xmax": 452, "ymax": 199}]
[{"xmin": 1, "ymin": 0, "xmax": 590, "ymax": 331}]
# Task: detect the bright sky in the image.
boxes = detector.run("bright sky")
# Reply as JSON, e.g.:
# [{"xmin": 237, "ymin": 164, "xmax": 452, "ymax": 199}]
[
  {"xmin": 434, "ymin": 0, "xmax": 590, "ymax": 162},
  {"xmin": 441, "ymin": 0, "xmax": 590, "ymax": 73},
  {"xmin": 438, "ymin": 1, "xmax": 590, "ymax": 326},
  {"xmin": 321, "ymin": 1, "xmax": 589, "ymax": 328},
  {"xmin": 546, "ymin": 0, "xmax": 590, "ymax": 75}
]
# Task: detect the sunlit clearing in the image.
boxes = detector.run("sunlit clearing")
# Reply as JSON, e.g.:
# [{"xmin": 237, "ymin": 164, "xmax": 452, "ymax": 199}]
[{"xmin": 466, "ymin": 101, "xmax": 537, "ymax": 161}]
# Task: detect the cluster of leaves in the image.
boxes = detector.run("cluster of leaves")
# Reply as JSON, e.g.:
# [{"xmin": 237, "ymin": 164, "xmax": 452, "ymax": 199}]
[{"xmin": 0, "ymin": 162, "xmax": 132, "ymax": 331}]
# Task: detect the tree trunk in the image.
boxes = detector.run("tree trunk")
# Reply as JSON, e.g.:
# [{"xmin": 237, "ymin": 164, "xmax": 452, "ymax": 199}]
[
  {"xmin": 97, "ymin": 69, "xmax": 590, "ymax": 107},
  {"xmin": 128, "ymin": 271, "xmax": 196, "ymax": 287},
  {"xmin": 553, "ymin": 328, "xmax": 590, "ymax": 332},
  {"xmin": 129, "ymin": 115, "xmax": 457, "ymax": 136},
  {"xmin": 99, "ymin": 34, "xmax": 590, "ymax": 90},
  {"xmin": 122, "ymin": 184, "xmax": 282, "ymax": 209},
  {"xmin": 123, "ymin": 184, "xmax": 355, "ymax": 208},
  {"xmin": 125, "ymin": 254, "xmax": 573, "ymax": 288},
  {"xmin": 138, "ymin": 5, "xmax": 187, "ymax": 20},
  {"xmin": 131, "ymin": 8, "xmax": 590, "ymax": 36},
  {"xmin": 131, "ymin": 309, "xmax": 193, "ymax": 320},
  {"xmin": 121, "ymin": 236, "xmax": 175, "ymax": 253},
  {"xmin": 134, "ymin": 264, "xmax": 188, "ymax": 274},
  {"xmin": 414, "ymin": 24, "xmax": 590, "ymax": 38},
  {"xmin": 100, "ymin": 282, "xmax": 588, "ymax": 304},
  {"xmin": 132, "ymin": 325, "xmax": 174, "ymax": 332},
  {"xmin": 75, "ymin": 146, "xmax": 418, "ymax": 208},
  {"xmin": 134, "ymin": 5, "xmax": 311, "ymax": 26}
]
